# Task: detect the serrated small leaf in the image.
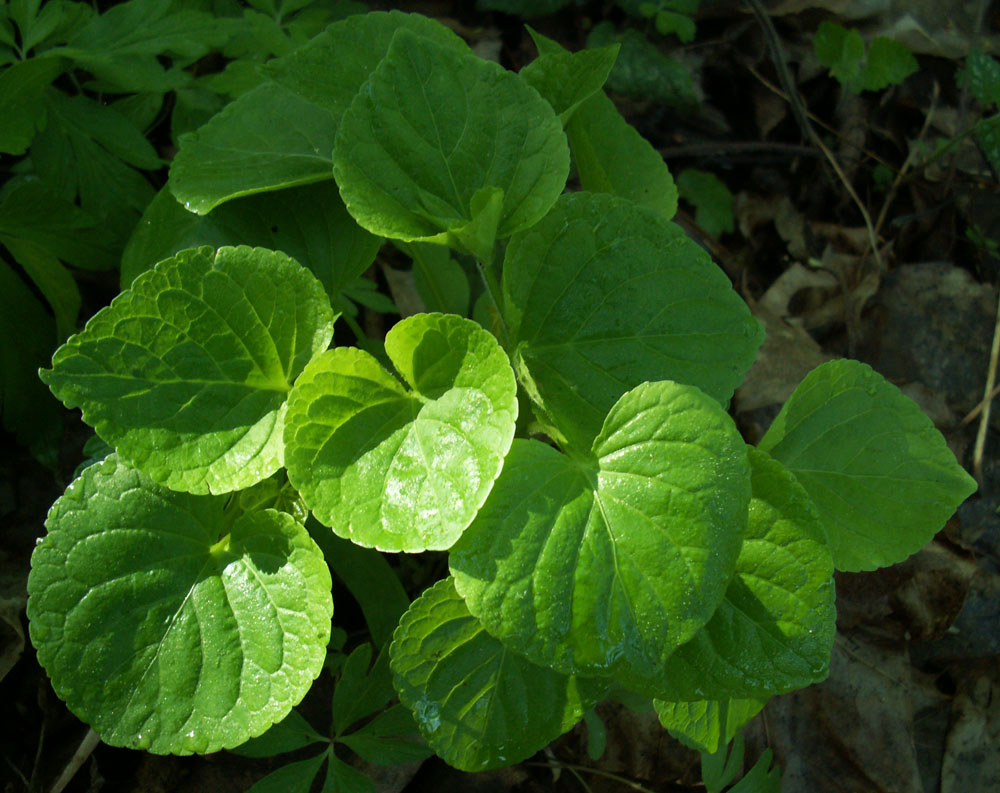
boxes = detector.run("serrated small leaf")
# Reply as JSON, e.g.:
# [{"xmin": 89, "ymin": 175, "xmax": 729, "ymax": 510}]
[
  {"xmin": 451, "ymin": 380, "xmax": 751, "ymax": 693},
  {"xmin": 653, "ymin": 698, "xmax": 765, "ymax": 754},
  {"xmin": 390, "ymin": 577, "xmax": 606, "ymax": 771},
  {"xmin": 284, "ymin": 313, "xmax": 517, "ymax": 552},
  {"xmin": 41, "ymin": 246, "xmax": 336, "ymax": 495},
  {"xmin": 648, "ymin": 448, "xmax": 835, "ymax": 699},
  {"xmin": 759, "ymin": 359, "xmax": 978, "ymax": 571},
  {"xmin": 169, "ymin": 81, "xmax": 337, "ymax": 215},
  {"xmin": 503, "ymin": 191, "xmax": 762, "ymax": 452},
  {"xmin": 814, "ymin": 21, "xmax": 864, "ymax": 91},
  {"xmin": 861, "ymin": 36, "xmax": 917, "ymax": 92},
  {"xmin": 27, "ymin": 455, "xmax": 333, "ymax": 755},
  {"xmin": 333, "ymin": 29, "xmax": 568, "ymax": 252}
]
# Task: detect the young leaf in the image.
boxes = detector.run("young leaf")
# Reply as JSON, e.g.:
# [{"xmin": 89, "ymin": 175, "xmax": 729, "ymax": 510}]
[
  {"xmin": 861, "ymin": 36, "xmax": 917, "ymax": 92},
  {"xmin": 758, "ymin": 360, "xmax": 978, "ymax": 571},
  {"xmin": 169, "ymin": 81, "xmax": 338, "ymax": 215},
  {"xmin": 41, "ymin": 246, "xmax": 336, "ymax": 495},
  {"xmin": 653, "ymin": 698, "xmax": 766, "ymax": 755},
  {"xmin": 284, "ymin": 313, "xmax": 517, "ymax": 552},
  {"xmin": 27, "ymin": 455, "xmax": 333, "ymax": 755},
  {"xmin": 262, "ymin": 10, "xmax": 469, "ymax": 127},
  {"xmin": 120, "ymin": 183, "xmax": 382, "ymax": 303},
  {"xmin": 519, "ymin": 38, "xmax": 620, "ymax": 123},
  {"xmin": 814, "ymin": 21, "xmax": 865, "ymax": 91},
  {"xmin": 450, "ymin": 380, "xmax": 751, "ymax": 694},
  {"xmin": 676, "ymin": 168, "xmax": 734, "ymax": 237},
  {"xmin": 528, "ymin": 27, "xmax": 678, "ymax": 218},
  {"xmin": 390, "ymin": 577, "xmax": 607, "ymax": 771},
  {"xmin": 647, "ymin": 448, "xmax": 835, "ymax": 700},
  {"xmin": 333, "ymin": 28, "xmax": 569, "ymax": 255},
  {"xmin": 503, "ymin": 191, "xmax": 762, "ymax": 453}
]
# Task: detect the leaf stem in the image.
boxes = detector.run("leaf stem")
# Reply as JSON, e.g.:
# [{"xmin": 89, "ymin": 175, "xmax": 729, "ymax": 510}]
[{"xmin": 475, "ymin": 255, "xmax": 511, "ymax": 348}]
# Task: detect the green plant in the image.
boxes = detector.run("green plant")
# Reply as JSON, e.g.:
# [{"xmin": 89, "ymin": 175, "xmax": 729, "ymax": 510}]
[
  {"xmin": 813, "ymin": 20, "xmax": 918, "ymax": 94},
  {"xmin": 0, "ymin": 0, "xmax": 365, "ymax": 466},
  {"xmin": 27, "ymin": 10, "xmax": 976, "ymax": 791}
]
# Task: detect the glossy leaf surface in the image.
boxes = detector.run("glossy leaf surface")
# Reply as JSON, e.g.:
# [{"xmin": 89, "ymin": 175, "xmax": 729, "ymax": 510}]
[
  {"xmin": 648, "ymin": 448, "xmax": 835, "ymax": 700},
  {"xmin": 451, "ymin": 380, "xmax": 750, "ymax": 694},
  {"xmin": 333, "ymin": 29, "xmax": 568, "ymax": 254},
  {"xmin": 27, "ymin": 456, "xmax": 333, "ymax": 755},
  {"xmin": 504, "ymin": 192, "xmax": 762, "ymax": 452},
  {"xmin": 390, "ymin": 577, "xmax": 606, "ymax": 771},
  {"xmin": 169, "ymin": 81, "xmax": 337, "ymax": 214},
  {"xmin": 42, "ymin": 246, "xmax": 336, "ymax": 495},
  {"xmin": 284, "ymin": 313, "xmax": 517, "ymax": 552},
  {"xmin": 759, "ymin": 360, "xmax": 978, "ymax": 571}
]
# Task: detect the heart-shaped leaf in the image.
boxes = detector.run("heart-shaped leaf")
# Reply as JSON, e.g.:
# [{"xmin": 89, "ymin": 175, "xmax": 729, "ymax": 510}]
[
  {"xmin": 648, "ymin": 448, "xmax": 835, "ymax": 701},
  {"xmin": 284, "ymin": 313, "xmax": 517, "ymax": 552},
  {"xmin": 41, "ymin": 246, "xmax": 336, "ymax": 495},
  {"xmin": 333, "ymin": 28, "xmax": 568, "ymax": 256},
  {"xmin": 759, "ymin": 360, "xmax": 978, "ymax": 571},
  {"xmin": 450, "ymin": 380, "xmax": 750, "ymax": 695},
  {"xmin": 390, "ymin": 577, "xmax": 606, "ymax": 771},
  {"xmin": 27, "ymin": 455, "xmax": 333, "ymax": 755},
  {"xmin": 503, "ymin": 192, "xmax": 762, "ymax": 453}
]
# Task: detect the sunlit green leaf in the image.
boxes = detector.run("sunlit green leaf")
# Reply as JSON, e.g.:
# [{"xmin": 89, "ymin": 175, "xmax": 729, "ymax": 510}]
[{"xmin": 27, "ymin": 455, "xmax": 333, "ymax": 754}]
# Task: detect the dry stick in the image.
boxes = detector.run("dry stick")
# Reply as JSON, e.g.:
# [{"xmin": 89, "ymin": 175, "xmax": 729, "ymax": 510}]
[
  {"xmin": 973, "ymin": 290, "xmax": 1000, "ymax": 483},
  {"xmin": 526, "ymin": 761, "xmax": 671, "ymax": 793},
  {"xmin": 872, "ymin": 81, "xmax": 940, "ymax": 241},
  {"xmin": 744, "ymin": 0, "xmax": 884, "ymax": 277},
  {"xmin": 48, "ymin": 729, "xmax": 100, "ymax": 793},
  {"xmin": 960, "ymin": 382, "xmax": 1000, "ymax": 426}
]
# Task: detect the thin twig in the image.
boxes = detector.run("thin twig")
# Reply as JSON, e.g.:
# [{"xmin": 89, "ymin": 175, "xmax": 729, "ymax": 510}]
[
  {"xmin": 527, "ymin": 760, "xmax": 688, "ymax": 793},
  {"xmin": 960, "ymin": 382, "xmax": 1000, "ymax": 426},
  {"xmin": 873, "ymin": 81, "xmax": 940, "ymax": 240},
  {"xmin": 973, "ymin": 289, "xmax": 1000, "ymax": 483},
  {"xmin": 744, "ymin": 0, "xmax": 884, "ymax": 274},
  {"xmin": 48, "ymin": 729, "xmax": 100, "ymax": 793},
  {"xmin": 659, "ymin": 140, "xmax": 820, "ymax": 159}
]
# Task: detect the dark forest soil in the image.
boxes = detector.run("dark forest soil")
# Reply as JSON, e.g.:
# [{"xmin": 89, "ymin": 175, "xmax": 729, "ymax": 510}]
[{"xmin": 3, "ymin": 1, "xmax": 999, "ymax": 792}]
